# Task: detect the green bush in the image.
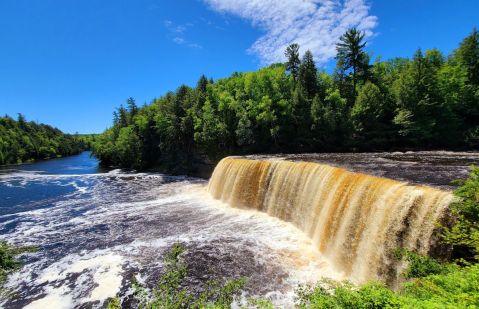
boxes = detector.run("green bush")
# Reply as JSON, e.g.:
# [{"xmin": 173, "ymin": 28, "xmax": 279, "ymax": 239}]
[
  {"xmin": 401, "ymin": 264, "xmax": 479, "ymax": 308},
  {"xmin": 394, "ymin": 249, "xmax": 451, "ymax": 279},
  {"xmin": 439, "ymin": 165, "xmax": 479, "ymax": 264},
  {"xmin": 295, "ymin": 278, "xmax": 405, "ymax": 309}
]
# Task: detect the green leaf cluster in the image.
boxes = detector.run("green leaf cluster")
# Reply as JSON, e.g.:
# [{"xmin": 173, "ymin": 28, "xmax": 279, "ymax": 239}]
[{"xmin": 91, "ymin": 28, "xmax": 479, "ymax": 171}]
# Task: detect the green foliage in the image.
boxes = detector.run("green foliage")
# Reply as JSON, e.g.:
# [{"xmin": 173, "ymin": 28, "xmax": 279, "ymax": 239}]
[
  {"xmin": 246, "ymin": 298, "xmax": 275, "ymax": 309},
  {"xmin": 0, "ymin": 241, "xmax": 37, "ymax": 292},
  {"xmin": 107, "ymin": 297, "xmax": 121, "ymax": 309},
  {"xmin": 440, "ymin": 165, "xmax": 479, "ymax": 263},
  {"xmin": 294, "ymin": 266, "xmax": 479, "ymax": 309},
  {"xmin": 0, "ymin": 115, "xmax": 88, "ymax": 165},
  {"xmin": 299, "ymin": 50, "xmax": 319, "ymax": 100},
  {"xmin": 295, "ymin": 278, "xmax": 404, "ymax": 309},
  {"xmin": 335, "ymin": 27, "xmax": 372, "ymax": 105},
  {"xmin": 129, "ymin": 244, "xmax": 247, "ymax": 309},
  {"xmin": 91, "ymin": 27, "xmax": 479, "ymax": 171},
  {"xmin": 351, "ymin": 81, "xmax": 387, "ymax": 149},
  {"xmin": 285, "ymin": 43, "xmax": 301, "ymax": 82},
  {"xmin": 401, "ymin": 264, "xmax": 479, "ymax": 308},
  {"xmin": 394, "ymin": 249, "xmax": 450, "ymax": 279}
]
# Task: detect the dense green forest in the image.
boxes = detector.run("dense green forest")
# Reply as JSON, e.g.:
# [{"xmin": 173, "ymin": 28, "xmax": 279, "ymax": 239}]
[
  {"xmin": 0, "ymin": 114, "xmax": 92, "ymax": 165},
  {"xmin": 91, "ymin": 27, "xmax": 479, "ymax": 171}
]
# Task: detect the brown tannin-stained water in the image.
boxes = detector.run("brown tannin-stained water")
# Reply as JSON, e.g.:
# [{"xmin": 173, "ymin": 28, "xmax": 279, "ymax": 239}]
[
  {"xmin": 208, "ymin": 158, "xmax": 457, "ymax": 284},
  {"xmin": 0, "ymin": 151, "xmax": 478, "ymax": 308}
]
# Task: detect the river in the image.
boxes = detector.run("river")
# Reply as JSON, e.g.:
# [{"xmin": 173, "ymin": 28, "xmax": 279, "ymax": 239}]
[{"xmin": 0, "ymin": 152, "xmax": 342, "ymax": 308}]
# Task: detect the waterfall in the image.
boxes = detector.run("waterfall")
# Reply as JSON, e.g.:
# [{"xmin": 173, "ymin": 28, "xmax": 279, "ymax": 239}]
[{"xmin": 208, "ymin": 158, "xmax": 454, "ymax": 283}]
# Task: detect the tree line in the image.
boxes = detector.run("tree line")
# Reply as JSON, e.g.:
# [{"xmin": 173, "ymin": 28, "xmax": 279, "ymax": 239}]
[
  {"xmin": 0, "ymin": 114, "xmax": 91, "ymax": 165},
  {"xmin": 91, "ymin": 27, "xmax": 479, "ymax": 171}
]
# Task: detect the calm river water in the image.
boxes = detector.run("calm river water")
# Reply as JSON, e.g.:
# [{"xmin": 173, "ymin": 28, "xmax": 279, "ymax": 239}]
[{"xmin": 0, "ymin": 152, "xmax": 339, "ymax": 309}]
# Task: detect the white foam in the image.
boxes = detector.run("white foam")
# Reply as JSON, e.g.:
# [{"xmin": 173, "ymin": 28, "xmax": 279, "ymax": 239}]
[
  {"xmin": 1, "ymin": 171, "xmax": 341, "ymax": 308},
  {"xmin": 26, "ymin": 252, "xmax": 124, "ymax": 308}
]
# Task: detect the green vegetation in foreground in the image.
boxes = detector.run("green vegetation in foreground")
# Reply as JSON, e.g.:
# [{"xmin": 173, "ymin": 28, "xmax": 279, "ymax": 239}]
[
  {"xmin": 91, "ymin": 27, "xmax": 479, "ymax": 172},
  {"xmin": 0, "ymin": 114, "xmax": 95, "ymax": 165},
  {"xmin": 108, "ymin": 166, "xmax": 479, "ymax": 308},
  {"xmin": 108, "ymin": 247, "xmax": 479, "ymax": 308},
  {"xmin": 0, "ymin": 241, "xmax": 36, "ymax": 296},
  {"xmin": 439, "ymin": 165, "xmax": 479, "ymax": 264}
]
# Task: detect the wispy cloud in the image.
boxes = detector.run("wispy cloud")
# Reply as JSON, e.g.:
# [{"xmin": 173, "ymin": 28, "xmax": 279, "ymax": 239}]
[
  {"xmin": 173, "ymin": 37, "xmax": 185, "ymax": 44},
  {"xmin": 207, "ymin": 21, "xmax": 213, "ymax": 25},
  {"xmin": 215, "ymin": 26, "xmax": 225, "ymax": 30},
  {"xmin": 202, "ymin": 0, "xmax": 378, "ymax": 65},
  {"xmin": 173, "ymin": 26, "xmax": 187, "ymax": 33},
  {"xmin": 164, "ymin": 20, "xmax": 201, "ymax": 50}
]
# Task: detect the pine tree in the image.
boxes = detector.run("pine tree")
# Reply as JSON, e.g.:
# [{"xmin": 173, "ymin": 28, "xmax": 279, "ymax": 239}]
[
  {"xmin": 457, "ymin": 27, "xmax": 479, "ymax": 86},
  {"xmin": 299, "ymin": 50, "xmax": 318, "ymax": 100},
  {"xmin": 285, "ymin": 43, "xmax": 301, "ymax": 82},
  {"xmin": 456, "ymin": 27, "xmax": 479, "ymax": 141},
  {"xmin": 126, "ymin": 97, "xmax": 138, "ymax": 122},
  {"xmin": 196, "ymin": 74, "xmax": 208, "ymax": 93},
  {"xmin": 335, "ymin": 28, "xmax": 371, "ymax": 104}
]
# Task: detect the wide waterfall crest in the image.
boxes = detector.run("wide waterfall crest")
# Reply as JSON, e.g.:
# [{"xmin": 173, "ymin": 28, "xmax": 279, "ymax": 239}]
[{"xmin": 208, "ymin": 158, "xmax": 454, "ymax": 283}]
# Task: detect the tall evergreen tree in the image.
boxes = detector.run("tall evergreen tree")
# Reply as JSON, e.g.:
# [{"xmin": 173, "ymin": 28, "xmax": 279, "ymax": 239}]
[
  {"xmin": 335, "ymin": 28, "xmax": 370, "ymax": 104},
  {"xmin": 456, "ymin": 27, "xmax": 479, "ymax": 139},
  {"xmin": 299, "ymin": 50, "xmax": 318, "ymax": 100},
  {"xmin": 457, "ymin": 27, "xmax": 479, "ymax": 87},
  {"xmin": 126, "ymin": 97, "xmax": 138, "ymax": 123},
  {"xmin": 285, "ymin": 43, "xmax": 301, "ymax": 82},
  {"xmin": 197, "ymin": 74, "xmax": 208, "ymax": 93}
]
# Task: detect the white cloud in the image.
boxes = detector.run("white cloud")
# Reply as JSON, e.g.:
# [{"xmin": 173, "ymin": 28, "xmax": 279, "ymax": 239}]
[
  {"xmin": 202, "ymin": 0, "xmax": 378, "ymax": 65},
  {"xmin": 189, "ymin": 43, "xmax": 203, "ymax": 49},
  {"xmin": 164, "ymin": 20, "xmax": 172, "ymax": 27},
  {"xmin": 173, "ymin": 37, "xmax": 185, "ymax": 44},
  {"xmin": 173, "ymin": 26, "xmax": 187, "ymax": 33},
  {"xmin": 187, "ymin": 23, "xmax": 194, "ymax": 27}
]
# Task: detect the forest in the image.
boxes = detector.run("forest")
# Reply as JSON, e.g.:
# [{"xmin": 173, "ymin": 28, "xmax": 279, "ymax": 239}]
[
  {"xmin": 0, "ymin": 114, "xmax": 94, "ymax": 165},
  {"xmin": 90, "ymin": 27, "xmax": 479, "ymax": 172}
]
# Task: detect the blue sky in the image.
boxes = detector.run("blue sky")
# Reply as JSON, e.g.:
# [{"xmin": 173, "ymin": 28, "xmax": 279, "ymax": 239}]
[{"xmin": 0, "ymin": 0, "xmax": 478, "ymax": 134}]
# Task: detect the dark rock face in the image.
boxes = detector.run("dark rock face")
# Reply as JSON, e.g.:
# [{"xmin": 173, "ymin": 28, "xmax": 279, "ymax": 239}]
[{"xmin": 227, "ymin": 151, "xmax": 479, "ymax": 191}]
